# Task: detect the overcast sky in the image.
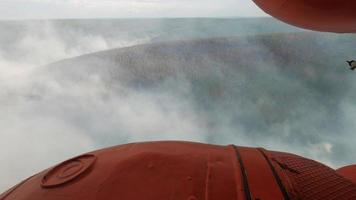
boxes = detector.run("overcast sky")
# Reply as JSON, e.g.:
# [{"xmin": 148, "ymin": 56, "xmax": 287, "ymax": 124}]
[{"xmin": 0, "ymin": 0, "xmax": 267, "ymax": 20}]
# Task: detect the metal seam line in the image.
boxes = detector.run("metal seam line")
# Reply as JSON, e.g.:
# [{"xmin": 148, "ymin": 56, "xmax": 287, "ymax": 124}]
[
  {"xmin": 257, "ymin": 148, "xmax": 290, "ymax": 200},
  {"xmin": 233, "ymin": 146, "xmax": 252, "ymax": 200}
]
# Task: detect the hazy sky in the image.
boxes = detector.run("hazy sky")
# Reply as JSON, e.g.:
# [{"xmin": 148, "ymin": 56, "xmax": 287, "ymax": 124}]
[{"xmin": 0, "ymin": 0, "xmax": 266, "ymax": 19}]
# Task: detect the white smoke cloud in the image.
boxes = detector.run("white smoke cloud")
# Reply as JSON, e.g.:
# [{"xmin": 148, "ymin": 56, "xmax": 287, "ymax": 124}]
[
  {"xmin": 0, "ymin": 19, "xmax": 355, "ymax": 194},
  {"xmin": 0, "ymin": 0, "xmax": 266, "ymax": 19},
  {"xmin": 0, "ymin": 20, "xmax": 153, "ymax": 192}
]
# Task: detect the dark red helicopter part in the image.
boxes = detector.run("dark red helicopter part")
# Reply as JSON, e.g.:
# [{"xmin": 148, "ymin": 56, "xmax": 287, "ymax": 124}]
[
  {"xmin": 1, "ymin": 141, "xmax": 356, "ymax": 200},
  {"xmin": 252, "ymin": 0, "xmax": 356, "ymax": 33},
  {"xmin": 337, "ymin": 165, "xmax": 356, "ymax": 184}
]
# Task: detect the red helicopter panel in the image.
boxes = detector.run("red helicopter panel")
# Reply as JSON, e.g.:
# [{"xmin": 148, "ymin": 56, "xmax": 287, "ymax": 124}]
[
  {"xmin": 253, "ymin": 0, "xmax": 356, "ymax": 33},
  {"xmin": 1, "ymin": 141, "xmax": 356, "ymax": 200}
]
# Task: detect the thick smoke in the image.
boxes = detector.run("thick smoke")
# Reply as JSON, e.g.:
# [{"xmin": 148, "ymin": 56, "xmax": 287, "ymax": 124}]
[
  {"xmin": 0, "ymin": 19, "xmax": 153, "ymax": 191},
  {"xmin": 0, "ymin": 18, "xmax": 355, "ymax": 192}
]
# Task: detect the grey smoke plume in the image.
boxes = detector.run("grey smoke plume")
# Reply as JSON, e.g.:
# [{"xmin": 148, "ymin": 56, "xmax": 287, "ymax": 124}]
[{"xmin": 1, "ymin": 18, "xmax": 355, "ymax": 192}]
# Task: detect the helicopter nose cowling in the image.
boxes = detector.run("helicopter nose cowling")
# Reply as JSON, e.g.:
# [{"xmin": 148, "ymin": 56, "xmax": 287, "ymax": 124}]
[
  {"xmin": 252, "ymin": 0, "xmax": 356, "ymax": 33},
  {"xmin": 2, "ymin": 141, "xmax": 356, "ymax": 200}
]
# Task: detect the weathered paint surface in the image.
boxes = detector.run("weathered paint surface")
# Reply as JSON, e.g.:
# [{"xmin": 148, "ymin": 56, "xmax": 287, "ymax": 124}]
[{"xmin": 1, "ymin": 141, "xmax": 356, "ymax": 200}]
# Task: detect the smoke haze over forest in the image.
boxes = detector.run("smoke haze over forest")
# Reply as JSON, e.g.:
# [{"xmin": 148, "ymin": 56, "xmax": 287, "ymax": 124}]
[{"xmin": 1, "ymin": 18, "xmax": 356, "ymax": 192}]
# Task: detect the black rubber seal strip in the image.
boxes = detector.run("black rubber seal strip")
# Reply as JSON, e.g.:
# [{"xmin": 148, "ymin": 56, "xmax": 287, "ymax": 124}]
[
  {"xmin": 233, "ymin": 146, "xmax": 252, "ymax": 200},
  {"xmin": 257, "ymin": 148, "xmax": 290, "ymax": 200}
]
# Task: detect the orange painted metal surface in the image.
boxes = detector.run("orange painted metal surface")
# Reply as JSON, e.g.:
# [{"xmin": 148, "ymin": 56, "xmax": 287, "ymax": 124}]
[
  {"xmin": 253, "ymin": 0, "xmax": 356, "ymax": 33},
  {"xmin": 237, "ymin": 147, "xmax": 286, "ymax": 200},
  {"xmin": 1, "ymin": 141, "xmax": 356, "ymax": 200},
  {"xmin": 337, "ymin": 165, "xmax": 356, "ymax": 184}
]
